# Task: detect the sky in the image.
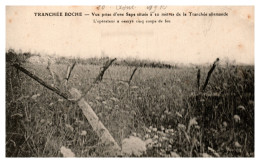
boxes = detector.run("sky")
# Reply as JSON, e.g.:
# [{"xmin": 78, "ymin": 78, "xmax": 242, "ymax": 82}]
[{"xmin": 6, "ymin": 6, "xmax": 254, "ymax": 64}]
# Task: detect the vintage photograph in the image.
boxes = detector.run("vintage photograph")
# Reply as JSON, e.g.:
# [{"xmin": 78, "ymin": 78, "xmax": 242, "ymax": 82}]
[{"xmin": 6, "ymin": 6, "xmax": 254, "ymax": 157}]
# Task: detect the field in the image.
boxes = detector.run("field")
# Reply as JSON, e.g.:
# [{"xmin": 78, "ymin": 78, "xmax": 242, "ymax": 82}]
[{"xmin": 6, "ymin": 52, "xmax": 254, "ymax": 157}]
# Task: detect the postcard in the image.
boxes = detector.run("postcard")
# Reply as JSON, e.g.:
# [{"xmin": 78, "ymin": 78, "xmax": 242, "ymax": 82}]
[{"xmin": 5, "ymin": 6, "xmax": 254, "ymax": 157}]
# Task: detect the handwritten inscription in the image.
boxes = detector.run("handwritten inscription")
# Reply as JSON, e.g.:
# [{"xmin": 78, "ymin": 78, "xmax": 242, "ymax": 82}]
[{"xmin": 96, "ymin": 5, "xmax": 167, "ymax": 13}]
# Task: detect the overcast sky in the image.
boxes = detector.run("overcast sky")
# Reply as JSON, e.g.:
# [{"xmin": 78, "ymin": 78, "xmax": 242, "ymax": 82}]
[{"xmin": 6, "ymin": 6, "xmax": 254, "ymax": 64}]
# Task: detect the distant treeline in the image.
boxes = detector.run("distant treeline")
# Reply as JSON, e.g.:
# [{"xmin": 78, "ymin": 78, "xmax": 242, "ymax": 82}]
[
  {"xmin": 56, "ymin": 56, "xmax": 177, "ymax": 69},
  {"xmin": 6, "ymin": 49, "xmax": 177, "ymax": 69},
  {"xmin": 6, "ymin": 49, "xmax": 39, "ymax": 63}
]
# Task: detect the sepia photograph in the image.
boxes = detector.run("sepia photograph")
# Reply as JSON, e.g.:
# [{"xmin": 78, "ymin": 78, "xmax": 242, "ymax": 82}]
[{"xmin": 5, "ymin": 6, "xmax": 254, "ymax": 157}]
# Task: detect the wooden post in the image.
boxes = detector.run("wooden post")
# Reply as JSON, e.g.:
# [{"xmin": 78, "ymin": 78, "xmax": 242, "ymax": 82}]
[
  {"xmin": 202, "ymin": 58, "xmax": 219, "ymax": 91},
  {"xmin": 69, "ymin": 88, "xmax": 121, "ymax": 153}
]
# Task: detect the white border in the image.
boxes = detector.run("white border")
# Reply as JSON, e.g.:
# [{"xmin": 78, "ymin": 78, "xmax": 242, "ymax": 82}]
[
  {"xmin": 0, "ymin": 0, "xmax": 256, "ymax": 6},
  {"xmin": 0, "ymin": 0, "xmax": 258, "ymax": 163}
]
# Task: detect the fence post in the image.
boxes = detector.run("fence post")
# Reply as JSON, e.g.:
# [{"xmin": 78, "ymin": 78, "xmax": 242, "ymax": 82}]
[{"xmin": 69, "ymin": 88, "xmax": 121, "ymax": 154}]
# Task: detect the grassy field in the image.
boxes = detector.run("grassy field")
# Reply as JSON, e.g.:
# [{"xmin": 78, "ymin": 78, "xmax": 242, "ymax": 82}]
[{"xmin": 6, "ymin": 52, "xmax": 254, "ymax": 157}]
